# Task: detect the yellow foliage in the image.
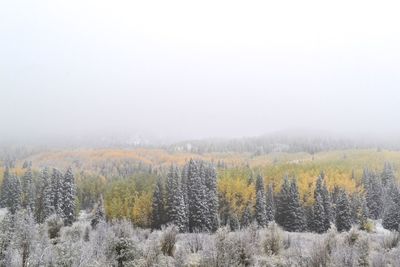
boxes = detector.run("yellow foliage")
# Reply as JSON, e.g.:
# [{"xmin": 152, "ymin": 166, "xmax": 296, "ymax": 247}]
[
  {"xmin": 131, "ymin": 192, "xmax": 152, "ymax": 227},
  {"xmin": 218, "ymin": 177, "xmax": 255, "ymax": 215}
]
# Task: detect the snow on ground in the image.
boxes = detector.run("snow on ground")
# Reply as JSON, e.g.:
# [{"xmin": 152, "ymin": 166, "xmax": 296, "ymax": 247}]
[
  {"xmin": 0, "ymin": 208, "xmax": 7, "ymax": 221},
  {"xmin": 374, "ymin": 220, "xmax": 391, "ymax": 235},
  {"xmin": 78, "ymin": 210, "xmax": 91, "ymax": 222}
]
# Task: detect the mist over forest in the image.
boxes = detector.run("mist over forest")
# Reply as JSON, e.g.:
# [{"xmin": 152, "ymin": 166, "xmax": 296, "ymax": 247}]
[{"xmin": 2, "ymin": 0, "xmax": 400, "ymax": 266}]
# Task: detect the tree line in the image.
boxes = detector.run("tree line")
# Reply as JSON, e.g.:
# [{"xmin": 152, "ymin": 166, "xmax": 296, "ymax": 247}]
[
  {"xmin": 0, "ymin": 166, "xmax": 76, "ymax": 226},
  {"xmin": 0, "ymin": 160, "xmax": 399, "ymax": 233},
  {"xmin": 151, "ymin": 161, "xmax": 400, "ymax": 233}
]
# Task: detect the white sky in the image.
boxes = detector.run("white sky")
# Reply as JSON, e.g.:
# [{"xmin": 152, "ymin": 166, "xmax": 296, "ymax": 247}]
[{"xmin": 1, "ymin": 0, "xmax": 400, "ymax": 140}]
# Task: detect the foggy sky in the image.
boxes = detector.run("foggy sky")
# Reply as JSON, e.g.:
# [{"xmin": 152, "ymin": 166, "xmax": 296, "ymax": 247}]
[{"xmin": 1, "ymin": 0, "xmax": 400, "ymax": 142}]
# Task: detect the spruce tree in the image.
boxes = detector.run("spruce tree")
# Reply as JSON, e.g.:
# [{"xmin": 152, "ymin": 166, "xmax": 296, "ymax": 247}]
[
  {"xmin": 51, "ymin": 168, "xmax": 64, "ymax": 216},
  {"xmin": 321, "ymin": 179, "xmax": 332, "ymax": 230},
  {"xmin": 35, "ymin": 168, "xmax": 53, "ymax": 223},
  {"xmin": 276, "ymin": 177, "xmax": 306, "ymax": 232},
  {"xmin": 60, "ymin": 167, "xmax": 76, "ymax": 225},
  {"xmin": 165, "ymin": 165, "xmax": 188, "ymax": 232},
  {"xmin": 276, "ymin": 176, "xmax": 290, "ymax": 229},
  {"xmin": 0, "ymin": 167, "xmax": 10, "ymax": 208},
  {"xmin": 174, "ymin": 183, "xmax": 189, "ymax": 232},
  {"xmin": 204, "ymin": 163, "xmax": 219, "ymax": 232},
  {"xmin": 335, "ymin": 188, "xmax": 352, "ymax": 232},
  {"xmin": 381, "ymin": 162, "xmax": 395, "ymax": 186},
  {"xmin": 382, "ymin": 183, "xmax": 400, "ymax": 231},
  {"xmin": 313, "ymin": 174, "xmax": 331, "ymax": 233},
  {"xmin": 255, "ymin": 175, "xmax": 267, "ymax": 227},
  {"xmin": 266, "ymin": 183, "xmax": 275, "ymax": 222},
  {"xmin": 241, "ymin": 204, "xmax": 253, "ymax": 228},
  {"xmin": 228, "ymin": 212, "xmax": 240, "ymax": 231},
  {"xmin": 8, "ymin": 175, "xmax": 22, "ymax": 214},
  {"xmin": 187, "ymin": 159, "xmax": 208, "ymax": 232},
  {"xmin": 166, "ymin": 165, "xmax": 179, "ymax": 223},
  {"xmin": 151, "ymin": 177, "xmax": 165, "ymax": 229},
  {"xmin": 91, "ymin": 195, "xmax": 106, "ymax": 229},
  {"xmin": 364, "ymin": 171, "xmax": 383, "ymax": 219},
  {"xmin": 21, "ymin": 168, "xmax": 35, "ymax": 212},
  {"xmin": 288, "ymin": 178, "xmax": 306, "ymax": 232},
  {"xmin": 313, "ymin": 193, "xmax": 326, "ymax": 233}
]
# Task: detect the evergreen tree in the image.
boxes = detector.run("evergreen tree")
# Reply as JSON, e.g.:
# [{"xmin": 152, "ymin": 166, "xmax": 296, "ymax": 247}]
[
  {"xmin": 363, "ymin": 171, "xmax": 383, "ymax": 219},
  {"xmin": 228, "ymin": 212, "xmax": 240, "ymax": 231},
  {"xmin": 381, "ymin": 162, "xmax": 395, "ymax": 186},
  {"xmin": 165, "ymin": 165, "xmax": 188, "ymax": 232},
  {"xmin": 312, "ymin": 174, "xmax": 331, "ymax": 233},
  {"xmin": 166, "ymin": 165, "xmax": 179, "ymax": 223},
  {"xmin": 21, "ymin": 168, "xmax": 35, "ymax": 212},
  {"xmin": 382, "ymin": 183, "xmax": 400, "ymax": 231},
  {"xmin": 174, "ymin": 183, "xmax": 189, "ymax": 232},
  {"xmin": 288, "ymin": 178, "xmax": 306, "ymax": 232},
  {"xmin": 151, "ymin": 177, "xmax": 165, "ymax": 229},
  {"xmin": 8, "ymin": 175, "xmax": 22, "ymax": 214},
  {"xmin": 313, "ymin": 193, "xmax": 326, "ymax": 233},
  {"xmin": 266, "ymin": 183, "xmax": 275, "ymax": 222},
  {"xmin": 204, "ymin": 163, "xmax": 219, "ymax": 232},
  {"xmin": 276, "ymin": 177, "xmax": 306, "ymax": 232},
  {"xmin": 255, "ymin": 175, "xmax": 267, "ymax": 227},
  {"xmin": 91, "ymin": 195, "xmax": 106, "ymax": 229},
  {"xmin": 321, "ymin": 179, "xmax": 332, "ymax": 230},
  {"xmin": 35, "ymin": 168, "xmax": 53, "ymax": 223},
  {"xmin": 0, "ymin": 167, "xmax": 10, "ymax": 208},
  {"xmin": 60, "ymin": 167, "xmax": 76, "ymax": 225},
  {"xmin": 276, "ymin": 176, "xmax": 290, "ymax": 229},
  {"xmin": 51, "ymin": 168, "xmax": 64, "ymax": 216},
  {"xmin": 187, "ymin": 159, "xmax": 208, "ymax": 232},
  {"xmin": 349, "ymin": 192, "xmax": 369, "ymax": 228},
  {"xmin": 335, "ymin": 188, "xmax": 352, "ymax": 232},
  {"xmin": 241, "ymin": 204, "xmax": 253, "ymax": 227}
]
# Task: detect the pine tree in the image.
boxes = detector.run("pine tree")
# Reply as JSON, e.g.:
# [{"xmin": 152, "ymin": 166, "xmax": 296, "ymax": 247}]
[
  {"xmin": 266, "ymin": 183, "xmax": 275, "ymax": 222},
  {"xmin": 174, "ymin": 183, "xmax": 189, "ymax": 232},
  {"xmin": 35, "ymin": 168, "xmax": 53, "ymax": 223},
  {"xmin": 358, "ymin": 195, "xmax": 369, "ymax": 230},
  {"xmin": 151, "ymin": 177, "xmax": 165, "ymax": 229},
  {"xmin": 165, "ymin": 165, "xmax": 188, "ymax": 232},
  {"xmin": 255, "ymin": 175, "xmax": 267, "ymax": 227},
  {"xmin": 364, "ymin": 171, "xmax": 383, "ymax": 219},
  {"xmin": 241, "ymin": 204, "xmax": 253, "ymax": 227},
  {"xmin": 321, "ymin": 179, "xmax": 332, "ymax": 230},
  {"xmin": 313, "ymin": 174, "xmax": 331, "ymax": 233},
  {"xmin": 205, "ymin": 163, "xmax": 219, "ymax": 232},
  {"xmin": 51, "ymin": 168, "xmax": 64, "ymax": 216},
  {"xmin": 0, "ymin": 167, "xmax": 11, "ymax": 208},
  {"xmin": 42, "ymin": 168, "xmax": 54, "ymax": 219},
  {"xmin": 276, "ymin": 177, "xmax": 306, "ymax": 232},
  {"xmin": 382, "ymin": 183, "xmax": 400, "ymax": 231},
  {"xmin": 166, "ymin": 165, "xmax": 179, "ymax": 223},
  {"xmin": 288, "ymin": 178, "xmax": 306, "ymax": 232},
  {"xmin": 276, "ymin": 176, "xmax": 290, "ymax": 229},
  {"xmin": 8, "ymin": 175, "xmax": 22, "ymax": 214},
  {"xmin": 381, "ymin": 162, "xmax": 395, "ymax": 186},
  {"xmin": 313, "ymin": 193, "xmax": 326, "ymax": 233},
  {"xmin": 91, "ymin": 195, "xmax": 106, "ymax": 229},
  {"xmin": 187, "ymin": 159, "xmax": 209, "ymax": 232},
  {"xmin": 60, "ymin": 167, "xmax": 76, "ymax": 225},
  {"xmin": 228, "ymin": 212, "xmax": 240, "ymax": 231},
  {"xmin": 335, "ymin": 188, "xmax": 352, "ymax": 232},
  {"xmin": 21, "ymin": 168, "xmax": 35, "ymax": 212}
]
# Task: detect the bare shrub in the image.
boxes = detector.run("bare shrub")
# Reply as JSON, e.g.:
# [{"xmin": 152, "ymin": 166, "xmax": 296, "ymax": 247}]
[
  {"xmin": 160, "ymin": 225, "xmax": 178, "ymax": 256},
  {"xmin": 382, "ymin": 232, "xmax": 400, "ymax": 250},
  {"xmin": 46, "ymin": 214, "xmax": 63, "ymax": 240},
  {"xmin": 263, "ymin": 222, "xmax": 284, "ymax": 256}
]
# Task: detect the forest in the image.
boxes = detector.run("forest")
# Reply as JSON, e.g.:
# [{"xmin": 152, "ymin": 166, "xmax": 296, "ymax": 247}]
[{"xmin": 1, "ymin": 140, "xmax": 400, "ymax": 266}]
